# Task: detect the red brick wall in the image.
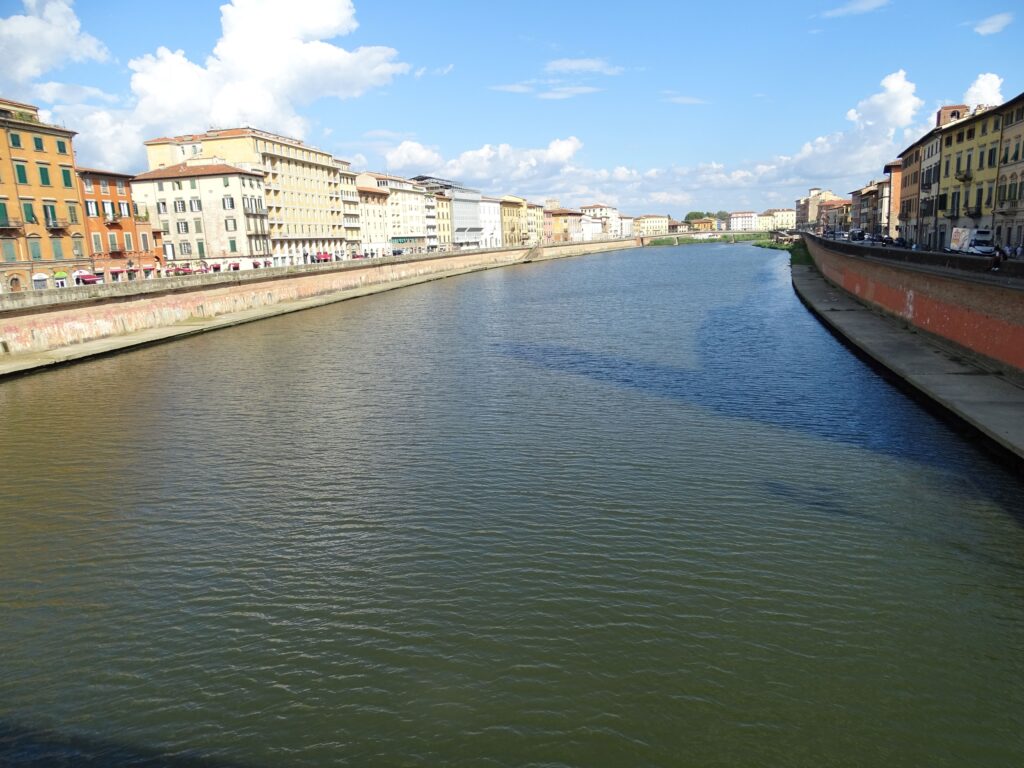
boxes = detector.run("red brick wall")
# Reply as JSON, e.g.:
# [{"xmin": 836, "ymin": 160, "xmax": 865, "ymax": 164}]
[{"xmin": 806, "ymin": 238, "xmax": 1024, "ymax": 372}]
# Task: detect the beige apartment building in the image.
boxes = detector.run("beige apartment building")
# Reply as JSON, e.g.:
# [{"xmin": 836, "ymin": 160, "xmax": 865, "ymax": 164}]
[
  {"xmin": 0, "ymin": 97, "xmax": 90, "ymax": 292},
  {"xmin": 358, "ymin": 172, "xmax": 427, "ymax": 254},
  {"xmin": 145, "ymin": 128, "xmax": 356, "ymax": 265},
  {"xmin": 435, "ymin": 193, "xmax": 452, "ymax": 250},
  {"xmin": 357, "ymin": 180, "xmax": 389, "ymax": 258},
  {"xmin": 996, "ymin": 92, "xmax": 1024, "ymax": 248},
  {"xmin": 336, "ymin": 158, "xmax": 361, "ymax": 256},
  {"xmin": 634, "ymin": 214, "xmax": 670, "ymax": 236},
  {"xmin": 500, "ymin": 196, "xmax": 529, "ymax": 246}
]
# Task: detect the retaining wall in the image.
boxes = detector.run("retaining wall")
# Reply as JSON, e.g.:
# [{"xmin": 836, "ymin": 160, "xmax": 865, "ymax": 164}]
[
  {"xmin": 0, "ymin": 240, "xmax": 639, "ymax": 358},
  {"xmin": 804, "ymin": 235, "xmax": 1024, "ymax": 373}
]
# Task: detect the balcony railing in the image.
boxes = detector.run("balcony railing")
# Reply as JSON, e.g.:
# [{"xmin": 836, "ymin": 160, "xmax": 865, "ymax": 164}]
[
  {"xmin": 44, "ymin": 218, "xmax": 70, "ymax": 230},
  {"xmin": 0, "ymin": 218, "xmax": 24, "ymax": 230},
  {"xmin": 943, "ymin": 208, "xmax": 960, "ymax": 219},
  {"xmin": 965, "ymin": 206, "xmax": 982, "ymax": 218},
  {"xmin": 954, "ymin": 170, "xmax": 973, "ymax": 183}
]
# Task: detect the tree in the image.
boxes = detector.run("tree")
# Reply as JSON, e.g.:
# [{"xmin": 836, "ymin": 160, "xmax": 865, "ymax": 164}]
[
  {"xmin": 715, "ymin": 210, "xmax": 730, "ymax": 221},
  {"xmin": 684, "ymin": 211, "xmax": 707, "ymax": 221}
]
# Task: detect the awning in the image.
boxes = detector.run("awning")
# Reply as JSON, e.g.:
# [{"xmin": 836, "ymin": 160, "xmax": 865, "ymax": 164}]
[
  {"xmin": 77, "ymin": 274, "xmax": 101, "ymax": 284},
  {"xmin": 142, "ymin": 265, "xmax": 154, "ymax": 270},
  {"xmin": 109, "ymin": 268, "xmax": 125, "ymax": 273},
  {"xmin": 228, "ymin": 262, "xmax": 240, "ymax": 268},
  {"xmin": 53, "ymin": 271, "xmax": 68, "ymax": 278},
  {"xmin": 126, "ymin": 267, "xmax": 139, "ymax": 272}
]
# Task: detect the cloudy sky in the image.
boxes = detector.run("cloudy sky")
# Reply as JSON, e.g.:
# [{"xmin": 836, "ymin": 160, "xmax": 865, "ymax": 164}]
[{"xmin": 0, "ymin": 0, "xmax": 1021, "ymax": 215}]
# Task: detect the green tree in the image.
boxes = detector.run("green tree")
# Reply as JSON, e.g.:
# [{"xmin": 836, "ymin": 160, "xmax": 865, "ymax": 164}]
[
  {"xmin": 684, "ymin": 211, "xmax": 707, "ymax": 221},
  {"xmin": 715, "ymin": 210, "xmax": 730, "ymax": 220}
]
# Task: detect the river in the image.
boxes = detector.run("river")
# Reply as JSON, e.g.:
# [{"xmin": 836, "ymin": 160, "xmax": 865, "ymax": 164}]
[{"xmin": 1, "ymin": 243, "xmax": 1022, "ymax": 767}]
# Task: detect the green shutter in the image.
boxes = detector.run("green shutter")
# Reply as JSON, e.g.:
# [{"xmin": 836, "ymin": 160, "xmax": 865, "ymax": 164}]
[
  {"xmin": 33, "ymin": 136, "xmax": 44, "ymax": 151},
  {"xmin": 52, "ymin": 239, "xmax": 64, "ymax": 260},
  {"xmin": 57, "ymin": 140, "xmax": 67, "ymax": 154},
  {"xmin": 9, "ymin": 133, "xmax": 21, "ymax": 148},
  {"xmin": 197, "ymin": 240, "xmax": 205, "ymax": 257},
  {"xmin": 2, "ymin": 239, "xmax": 15, "ymax": 262},
  {"xmin": 15, "ymin": 164, "xmax": 28, "ymax": 184},
  {"xmin": 0, "ymin": 202, "xmax": 7, "ymax": 226},
  {"xmin": 28, "ymin": 239, "xmax": 42, "ymax": 260},
  {"xmin": 39, "ymin": 166, "xmax": 51, "ymax": 186},
  {"xmin": 62, "ymin": 168, "xmax": 73, "ymax": 187},
  {"xmin": 22, "ymin": 202, "xmax": 35, "ymax": 223}
]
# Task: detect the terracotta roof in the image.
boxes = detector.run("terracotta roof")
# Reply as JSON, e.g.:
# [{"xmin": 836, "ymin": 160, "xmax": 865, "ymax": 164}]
[
  {"xmin": 580, "ymin": 202, "xmax": 612, "ymax": 208},
  {"xmin": 357, "ymin": 185, "xmax": 388, "ymax": 195},
  {"xmin": 132, "ymin": 162, "xmax": 262, "ymax": 182},
  {"xmin": 77, "ymin": 166, "xmax": 135, "ymax": 179},
  {"xmin": 547, "ymin": 208, "xmax": 583, "ymax": 216}
]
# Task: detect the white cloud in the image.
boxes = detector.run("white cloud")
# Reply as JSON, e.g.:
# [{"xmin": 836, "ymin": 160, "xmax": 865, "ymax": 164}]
[
  {"xmin": 350, "ymin": 152, "xmax": 367, "ymax": 168},
  {"xmin": 384, "ymin": 140, "xmax": 443, "ymax": 170},
  {"xmin": 490, "ymin": 83, "xmax": 533, "ymax": 93},
  {"xmin": 0, "ymin": 0, "xmax": 108, "ymax": 91},
  {"xmin": 822, "ymin": 0, "xmax": 888, "ymax": 18},
  {"xmin": 664, "ymin": 95, "xmax": 707, "ymax": 105},
  {"xmin": 35, "ymin": 0, "xmax": 407, "ymax": 171},
  {"xmin": 30, "ymin": 81, "xmax": 118, "ymax": 104},
  {"xmin": 545, "ymin": 58, "xmax": 623, "ymax": 76},
  {"xmin": 537, "ymin": 86, "xmax": 601, "ymax": 100},
  {"xmin": 963, "ymin": 73, "xmax": 1004, "ymax": 107},
  {"xmin": 434, "ymin": 63, "xmax": 454, "ymax": 76},
  {"xmin": 973, "ymin": 12, "xmax": 1012, "ymax": 35}
]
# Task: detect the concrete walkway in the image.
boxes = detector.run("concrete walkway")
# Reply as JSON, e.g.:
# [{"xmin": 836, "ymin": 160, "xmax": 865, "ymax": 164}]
[
  {"xmin": 791, "ymin": 264, "xmax": 1024, "ymax": 469},
  {"xmin": 0, "ymin": 261, "xmax": 503, "ymax": 380}
]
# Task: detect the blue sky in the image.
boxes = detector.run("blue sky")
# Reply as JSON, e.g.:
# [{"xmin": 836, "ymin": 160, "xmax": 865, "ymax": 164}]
[{"xmin": 1, "ymin": 0, "xmax": 1021, "ymax": 215}]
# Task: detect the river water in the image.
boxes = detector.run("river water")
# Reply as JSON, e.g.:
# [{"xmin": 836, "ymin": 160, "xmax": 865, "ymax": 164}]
[{"xmin": 1, "ymin": 244, "xmax": 1022, "ymax": 767}]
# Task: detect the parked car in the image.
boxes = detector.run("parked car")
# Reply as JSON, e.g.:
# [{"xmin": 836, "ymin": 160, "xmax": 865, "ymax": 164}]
[{"xmin": 849, "ymin": 229, "xmax": 865, "ymax": 241}]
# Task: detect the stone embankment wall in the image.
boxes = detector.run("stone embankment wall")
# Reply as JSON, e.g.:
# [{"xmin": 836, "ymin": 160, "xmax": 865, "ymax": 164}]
[
  {"xmin": 804, "ymin": 235, "xmax": 1024, "ymax": 373},
  {"xmin": 0, "ymin": 240, "xmax": 639, "ymax": 357}
]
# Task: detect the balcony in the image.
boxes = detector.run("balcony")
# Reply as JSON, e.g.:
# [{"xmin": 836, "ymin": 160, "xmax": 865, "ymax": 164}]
[
  {"xmin": 104, "ymin": 214, "xmax": 122, "ymax": 225},
  {"xmin": 965, "ymin": 206, "xmax": 982, "ymax": 218},
  {"xmin": 0, "ymin": 218, "xmax": 24, "ymax": 231},
  {"xmin": 134, "ymin": 212, "xmax": 150, "ymax": 223},
  {"xmin": 943, "ymin": 208, "xmax": 960, "ymax": 219},
  {"xmin": 954, "ymin": 170, "xmax": 973, "ymax": 183},
  {"xmin": 44, "ymin": 218, "xmax": 70, "ymax": 230}
]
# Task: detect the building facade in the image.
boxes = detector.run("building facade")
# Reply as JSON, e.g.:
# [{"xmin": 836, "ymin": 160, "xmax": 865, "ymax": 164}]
[
  {"xmin": 766, "ymin": 208, "xmax": 796, "ymax": 230},
  {"xmin": 0, "ymin": 97, "xmax": 90, "ymax": 292},
  {"xmin": 545, "ymin": 208, "xmax": 583, "ymax": 243},
  {"xmin": 359, "ymin": 173, "xmax": 427, "ymax": 255},
  {"xmin": 728, "ymin": 211, "xmax": 758, "ymax": 231},
  {"xmin": 145, "ymin": 128, "xmax": 351, "ymax": 264},
  {"xmin": 412, "ymin": 176, "xmax": 483, "ymax": 250},
  {"xmin": 357, "ymin": 181, "xmax": 389, "ymax": 258},
  {"xmin": 78, "ymin": 167, "xmax": 161, "ymax": 281},
  {"xmin": 131, "ymin": 161, "xmax": 270, "ymax": 270},
  {"xmin": 634, "ymin": 215, "xmax": 670, "ymax": 236},
  {"xmin": 796, "ymin": 188, "xmax": 842, "ymax": 231},
  {"xmin": 479, "ymin": 197, "xmax": 502, "ymax": 249},
  {"xmin": 336, "ymin": 158, "xmax": 361, "ymax": 257},
  {"xmin": 435, "ymin": 193, "xmax": 452, "ymax": 251},
  {"xmin": 500, "ymin": 196, "xmax": 529, "ymax": 246},
  {"xmin": 995, "ymin": 93, "xmax": 1024, "ymax": 249}
]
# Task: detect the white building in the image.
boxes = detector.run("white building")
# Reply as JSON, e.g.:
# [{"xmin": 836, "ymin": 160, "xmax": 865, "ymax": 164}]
[
  {"xmin": 479, "ymin": 197, "xmax": 502, "ymax": 249},
  {"xmin": 729, "ymin": 211, "xmax": 758, "ymax": 231},
  {"xmin": 424, "ymin": 193, "xmax": 438, "ymax": 251},
  {"xmin": 581, "ymin": 202, "xmax": 623, "ymax": 238},
  {"xmin": 132, "ymin": 160, "xmax": 270, "ymax": 270},
  {"xmin": 620, "ymin": 216, "xmax": 634, "ymax": 237},
  {"xmin": 581, "ymin": 214, "xmax": 603, "ymax": 242},
  {"xmin": 413, "ymin": 176, "xmax": 484, "ymax": 250},
  {"xmin": 634, "ymin": 215, "xmax": 670, "ymax": 236}
]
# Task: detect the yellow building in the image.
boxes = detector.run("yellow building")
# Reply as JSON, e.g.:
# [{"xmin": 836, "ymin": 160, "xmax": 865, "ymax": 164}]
[
  {"xmin": 336, "ymin": 158, "xmax": 361, "ymax": 256},
  {"xmin": 145, "ymin": 128, "xmax": 357, "ymax": 265},
  {"xmin": 500, "ymin": 195, "xmax": 529, "ymax": 246},
  {"xmin": 546, "ymin": 208, "xmax": 583, "ymax": 243},
  {"xmin": 995, "ymin": 92, "xmax": 1024, "ymax": 248},
  {"xmin": 1, "ymin": 97, "xmax": 90, "ymax": 292},
  {"xmin": 634, "ymin": 214, "xmax": 670, "ymax": 236},
  {"xmin": 936, "ymin": 104, "xmax": 1001, "ymax": 248},
  {"xmin": 434, "ymin": 193, "xmax": 452, "ymax": 251}
]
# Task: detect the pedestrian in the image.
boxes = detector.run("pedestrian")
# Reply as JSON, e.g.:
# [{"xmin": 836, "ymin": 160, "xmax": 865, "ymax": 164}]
[{"xmin": 1015, "ymin": 243, "xmax": 1023, "ymax": 259}]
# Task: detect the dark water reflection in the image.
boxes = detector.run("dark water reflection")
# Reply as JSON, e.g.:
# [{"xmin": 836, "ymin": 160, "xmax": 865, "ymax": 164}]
[{"xmin": 1, "ymin": 245, "xmax": 1023, "ymax": 767}]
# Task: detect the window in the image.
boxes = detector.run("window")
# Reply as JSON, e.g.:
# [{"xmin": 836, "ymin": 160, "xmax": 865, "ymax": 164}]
[
  {"xmin": 223, "ymin": 196, "xmax": 235, "ymax": 209},
  {"xmin": 124, "ymin": 232, "xmax": 134, "ymax": 252},
  {"xmin": 141, "ymin": 232, "xmax": 149, "ymax": 251},
  {"xmin": 967, "ymin": 127, "xmax": 975, "ymax": 140},
  {"xmin": 189, "ymin": 198, "xmax": 202, "ymax": 212},
  {"xmin": 161, "ymin": 220, "xmax": 170, "ymax": 235},
  {"xmin": 945, "ymin": 136, "xmax": 952, "ymax": 147},
  {"xmin": 43, "ymin": 203, "xmax": 57, "ymax": 224},
  {"xmin": 225, "ymin": 217, "xmax": 237, "ymax": 231},
  {"xmin": 223, "ymin": 177, "xmax": 230, "ymax": 187},
  {"xmin": 116, "ymin": 180, "xmax": 125, "ymax": 193},
  {"xmin": 22, "ymin": 202, "xmax": 36, "ymax": 223},
  {"xmin": 156, "ymin": 201, "xmax": 167, "ymax": 214},
  {"xmin": 157, "ymin": 182, "xmax": 164, "ymax": 192},
  {"xmin": 86, "ymin": 200, "xmax": 99, "ymax": 217},
  {"xmin": 102, "ymin": 201, "xmax": 114, "ymax": 218},
  {"xmin": 193, "ymin": 218, "xmax": 202, "ymax": 234},
  {"xmin": 119, "ymin": 202, "xmax": 130, "ymax": 217},
  {"xmin": 0, "ymin": 201, "xmax": 7, "ymax": 225},
  {"xmin": 83, "ymin": 178, "xmax": 94, "ymax": 192},
  {"xmin": 33, "ymin": 136, "xmax": 44, "ymax": 151},
  {"xmin": 2, "ymin": 239, "xmax": 16, "ymax": 262},
  {"xmin": 190, "ymin": 179, "xmax": 197, "ymax": 189},
  {"xmin": 989, "ymin": 147, "xmax": 998, "ymax": 167},
  {"xmin": 172, "ymin": 181, "xmax": 182, "ymax": 190},
  {"xmin": 67, "ymin": 203, "xmax": 78, "ymax": 224},
  {"xmin": 108, "ymin": 233, "xmax": 119, "ymax": 251},
  {"xmin": 197, "ymin": 240, "xmax": 205, "ymax": 258},
  {"xmin": 176, "ymin": 221, "xmax": 189, "ymax": 234},
  {"xmin": 38, "ymin": 166, "xmax": 51, "ymax": 186},
  {"xmin": 28, "ymin": 239, "xmax": 42, "ymax": 260},
  {"xmin": 72, "ymin": 237, "xmax": 84, "ymax": 258},
  {"xmin": 100, "ymin": 179, "xmax": 109, "ymax": 193},
  {"xmin": 14, "ymin": 163, "xmax": 28, "ymax": 184},
  {"xmin": 229, "ymin": 238, "xmax": 237, "ymax": 253},
  {"xmin": 173, "ymin": 199, "xmax": 186, "ymax": 213},
  {"xmin": 55, "ymin": 139, "xmax": 67, "ymax": 154},
  {"xmin": 180, "ymin": 241, "xmax": 192, "ymax": 255},
  {"xmin": 9, "ymin": 132, "xmax": 21, "ymax": 148},
  {"xmin": 91, "ymin": 233, "xmax": 102, "ymax": 254},
  {"xmin": 52, "ymin": 238, "xmax": 64, "ymax": 260}
]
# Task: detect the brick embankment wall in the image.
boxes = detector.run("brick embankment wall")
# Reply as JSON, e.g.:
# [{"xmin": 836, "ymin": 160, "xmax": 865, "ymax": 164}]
[
  {"xmin": 0, "ymin": 240, "xmax": 640, "ymax": 358},
  {"xmin": 804, "ymin": 236, "xmax": 1024, "ymax": 373}
]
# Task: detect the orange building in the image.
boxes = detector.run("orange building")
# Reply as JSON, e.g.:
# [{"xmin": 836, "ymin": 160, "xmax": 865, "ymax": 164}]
[{"xmin": 78, "ymin": 168, "xmax": 162, "ymax": 283}]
